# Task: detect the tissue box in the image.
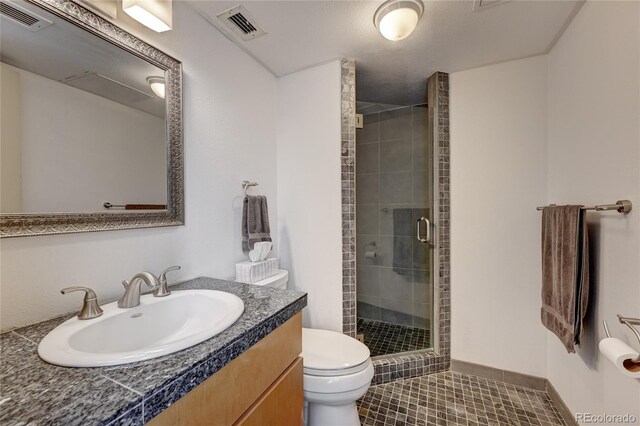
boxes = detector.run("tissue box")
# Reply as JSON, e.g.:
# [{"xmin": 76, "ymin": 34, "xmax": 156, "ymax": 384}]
[{"xmin": 236, "ymin": 258, "xmax": 279, "ymax": 284}]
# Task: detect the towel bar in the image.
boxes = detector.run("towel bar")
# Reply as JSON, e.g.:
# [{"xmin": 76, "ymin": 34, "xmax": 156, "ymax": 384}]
[
  {"xmin": 103, "ymin": 202, "xmax": 166, "ymax": 210},
  {"xmin": 536, "ymin": 199, "xmax": 632, "ymax": 214}
]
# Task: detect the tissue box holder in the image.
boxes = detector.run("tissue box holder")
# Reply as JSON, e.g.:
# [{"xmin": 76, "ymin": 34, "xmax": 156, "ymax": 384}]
[{"xmin": 236, "ymin": 258, "xmax": 279, "ymax": 284}]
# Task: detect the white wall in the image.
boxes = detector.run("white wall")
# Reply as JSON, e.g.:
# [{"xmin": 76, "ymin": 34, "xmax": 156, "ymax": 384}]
[
  {"xmin": 450, "ymin": 55, "xmax": 549, "ymax": 377},
  {"xmin": 0, "ymin": 63, "xmax": 22, "ymax": 213},
  {"xmin": 15, "ymin": 66, "xmax": 166, "ymax": 213},
  {"xmin": 451, "ymin": 1, "xmax": 640, "ymax": 418},
  {"xmin": 276, "ymin": 60, "xmax": 343, "ymax": 332},
  {"xmin": 0, "ymin": 2, "xmax": 278, "ymax": 329},
  {"xmin": 546, "ymin": 1, "xmax": 640, "ymax": 420}
]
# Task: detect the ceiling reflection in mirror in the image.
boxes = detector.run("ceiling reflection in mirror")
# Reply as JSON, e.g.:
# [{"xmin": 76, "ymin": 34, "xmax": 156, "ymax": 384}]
[{"xmin": 0, "ymin": 0, "xmax": 168, "ymax": 214}]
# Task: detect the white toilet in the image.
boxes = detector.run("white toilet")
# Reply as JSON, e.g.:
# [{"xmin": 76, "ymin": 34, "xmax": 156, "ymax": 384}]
[{"xmin": 252, "ymin": 270, "xmax": 374, "ymax": 426}]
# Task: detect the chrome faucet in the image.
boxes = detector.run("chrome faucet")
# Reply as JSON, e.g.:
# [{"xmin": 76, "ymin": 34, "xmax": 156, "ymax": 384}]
[{"xmin": 118, "ymin": 272, "xmax": 160, "ymax": 308}]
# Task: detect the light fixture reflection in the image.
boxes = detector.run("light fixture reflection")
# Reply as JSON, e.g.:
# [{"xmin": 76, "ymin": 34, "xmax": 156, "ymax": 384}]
[
  {"xmin": 122, "ymin": 0, "xmax": 172, "ymax": 33},
  {"xmin": 374, "ymin": 0, "xmax": 424, "ymax": 41},
  {"xmin": 146, "ymin": 76, "xmax": 165, "ymax": 99}
]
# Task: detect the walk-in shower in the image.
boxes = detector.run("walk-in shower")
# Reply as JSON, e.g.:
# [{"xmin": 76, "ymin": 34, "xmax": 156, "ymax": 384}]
[{"xmin": 355, "ymin": 101, "xmax": 434, "ymax": 357}]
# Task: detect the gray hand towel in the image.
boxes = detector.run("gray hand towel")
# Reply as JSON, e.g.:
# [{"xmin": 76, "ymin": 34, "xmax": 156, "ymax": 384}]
[
  {"xmin": 392, "ymin": 208, "xmax": 414, "ymax": 275},
  {"xmin": 242, "ymin": 195, "xmax": 272, "ymax": 253},
  {"xmin": 541, "ymin": 205, "xmax": 590, "ymax": 353}
]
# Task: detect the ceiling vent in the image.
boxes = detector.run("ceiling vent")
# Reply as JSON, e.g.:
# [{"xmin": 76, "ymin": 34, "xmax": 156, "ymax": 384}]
[
  {"xmin": 62, "ymin": 71, "xmax": 152, "ymax": 105},
  {"xmin": 473, "ymin": 0, "xmax": 511, "ymax": 11},
  {"xmin": 0, "ymin": 0, "xmax": 52, "ymax": 31},
  {"xmin": 216, "ymin": 5, "xmax": 266, "ymax": 41}
]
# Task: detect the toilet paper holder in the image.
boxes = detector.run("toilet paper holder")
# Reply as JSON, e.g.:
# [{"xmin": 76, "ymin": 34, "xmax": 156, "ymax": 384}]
[{"xmin": 603, "ymin": 315, "xmax": 640, "ymax": 362}]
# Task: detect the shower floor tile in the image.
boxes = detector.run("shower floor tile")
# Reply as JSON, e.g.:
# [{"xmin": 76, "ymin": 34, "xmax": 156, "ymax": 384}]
[
  {"xmin": 357, "ymin": 371, "xmax": 566, "ymax": 426},
  {"xmin": 358, "ymin": 318, "xmax": 431, "ymax": 357}
]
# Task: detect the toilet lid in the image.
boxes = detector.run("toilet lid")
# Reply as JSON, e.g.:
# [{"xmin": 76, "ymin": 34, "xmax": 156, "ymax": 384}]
[{"xmin": 302, "ymin": 328, "xmax": 370, "ymax": 375}]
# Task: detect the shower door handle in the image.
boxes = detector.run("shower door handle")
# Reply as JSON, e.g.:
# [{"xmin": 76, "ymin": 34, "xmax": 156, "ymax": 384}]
[{"xmin": 416, "ymin": 217, "xmax": 430, "ymax": 244}]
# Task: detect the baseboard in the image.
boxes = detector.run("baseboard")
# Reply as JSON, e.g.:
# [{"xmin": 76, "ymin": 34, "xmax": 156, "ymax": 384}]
[
  {"xmin": 546, "ymin": 380, "xmax": 579, "ymax": 426},
  {"xmin": 450, "ymin": 359, "xmax": 577, "ymax": 425},
  {"xmin": 450, "ymin": 359, "xmax": 546, "ymax": 390}
]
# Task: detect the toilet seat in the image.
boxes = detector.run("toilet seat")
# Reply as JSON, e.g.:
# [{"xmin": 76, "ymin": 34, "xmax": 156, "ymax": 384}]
[
  {"xmin": 304, "ymin": 360, "xmax": 374, "ymax": 394},
  {"xmin": 302, "ymin": 328, "xmax": 370, "ymax": 377},
  {"xmin": 304, "ymin": 360, "xmax": 369, "ymax": 377}
]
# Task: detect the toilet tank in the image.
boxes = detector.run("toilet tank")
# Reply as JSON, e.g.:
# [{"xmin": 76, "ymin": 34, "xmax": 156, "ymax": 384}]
[{"xmin": 251, "ymin": 270, "xmax": 289, "ymax": 289}]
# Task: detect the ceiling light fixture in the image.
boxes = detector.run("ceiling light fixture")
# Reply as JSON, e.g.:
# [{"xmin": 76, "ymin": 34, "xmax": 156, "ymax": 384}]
[
  {"xmin": 146, "ymin": 76, "xmax": 165, "ymax": 99},
  {"xmin": 374, "ymin": 0, "xmax": 424, "ymax": 41},
  {"xmin": 122, "ymin": 0, "xmax": 172, "ymax": 33}
]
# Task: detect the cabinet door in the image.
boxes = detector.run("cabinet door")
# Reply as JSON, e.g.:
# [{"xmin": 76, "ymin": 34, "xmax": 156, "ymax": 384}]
[
  {"xmin": 235, "ymin": 357, "xmax": 303, "ymax": 426},
  {"xmin": 148, "ymin": 313, "xmax": 302, "ymax": 425}
]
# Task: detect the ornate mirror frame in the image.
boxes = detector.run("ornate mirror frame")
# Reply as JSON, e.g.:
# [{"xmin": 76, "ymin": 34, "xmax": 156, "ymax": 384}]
[{"xmin": 0, "ymin": 0, "xmax": 184, "ymax": 238}]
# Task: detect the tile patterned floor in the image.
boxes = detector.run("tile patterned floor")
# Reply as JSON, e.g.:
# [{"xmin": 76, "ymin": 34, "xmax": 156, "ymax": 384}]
[
  {"xmin": 358, "ymin": 318, "xmax": 431, "ymax": 357},
  {"xmin": 357, "ymin": 371, "xmax": 566, "ymax": 426}
]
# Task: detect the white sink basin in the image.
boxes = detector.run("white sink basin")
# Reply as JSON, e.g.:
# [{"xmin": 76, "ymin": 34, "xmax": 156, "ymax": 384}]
[{"xmin": 38, "ymin": 290, "xmax": 244, "ymax": 367}]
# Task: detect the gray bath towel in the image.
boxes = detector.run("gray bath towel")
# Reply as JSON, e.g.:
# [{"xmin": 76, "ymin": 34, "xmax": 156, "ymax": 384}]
[
  {"xmin": 541, "ymin": 205, "xmax": 590, "ymax": 353},
  {"xmin": 242, "ymin": 195, "xmax": 272, "ymax": 252}
]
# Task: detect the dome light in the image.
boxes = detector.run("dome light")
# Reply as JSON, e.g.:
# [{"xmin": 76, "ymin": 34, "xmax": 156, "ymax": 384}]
[
  {"xmin": 146, "ymin": 76, "xmax": 165, "ymax": 99},
  {"xmin": 374, "ymin": 0, "xmax": 424, "ymax": 41}
]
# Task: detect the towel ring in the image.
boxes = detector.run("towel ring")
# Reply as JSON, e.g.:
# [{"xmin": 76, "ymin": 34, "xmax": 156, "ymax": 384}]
[{"xmin": 242, "ymin": 180, "xmax": 258, "ymax": 196}]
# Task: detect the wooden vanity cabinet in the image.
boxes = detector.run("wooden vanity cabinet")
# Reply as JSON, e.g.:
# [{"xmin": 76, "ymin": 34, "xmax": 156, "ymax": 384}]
[{"xmin": 148, "ymin": 313, "xmax": 303, "ymax": 426}]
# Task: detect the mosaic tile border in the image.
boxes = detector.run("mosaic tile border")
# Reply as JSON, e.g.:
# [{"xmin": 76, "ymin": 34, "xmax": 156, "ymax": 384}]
[
  {"xmin": 341, "ymin": 69, "xmax": 450, "ymax": 384},
  {"xmin": 341, "ymin": 58, "xmax": 357, "ymax": 337}
]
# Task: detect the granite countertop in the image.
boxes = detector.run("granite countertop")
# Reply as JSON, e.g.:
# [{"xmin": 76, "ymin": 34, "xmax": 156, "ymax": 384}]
[{"xmin": 0, "ymin": 277, "xmax": 307, "ymax": 426}]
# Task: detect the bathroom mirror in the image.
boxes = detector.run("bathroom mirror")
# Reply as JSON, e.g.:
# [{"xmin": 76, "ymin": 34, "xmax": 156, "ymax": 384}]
[{"xmin": 0, "ymin": 0, "xmax": 183, "ymax": 237}]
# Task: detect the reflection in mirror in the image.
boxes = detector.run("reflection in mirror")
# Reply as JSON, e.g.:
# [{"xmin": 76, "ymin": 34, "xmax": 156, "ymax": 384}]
[{"xmin": 0, "ymin": 0, "xmax": 168, "ymax": 214}]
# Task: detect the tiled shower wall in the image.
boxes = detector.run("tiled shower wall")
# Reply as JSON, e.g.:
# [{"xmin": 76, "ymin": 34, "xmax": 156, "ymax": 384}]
[{"xmin": 356, "ymin": 105, "xmax": 432, "ymax": 329}]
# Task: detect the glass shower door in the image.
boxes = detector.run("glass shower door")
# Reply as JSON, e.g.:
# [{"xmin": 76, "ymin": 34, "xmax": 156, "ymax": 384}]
[{"xmin": 355, "ymin": 102, "xmax": 434, "ymax": 357}]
